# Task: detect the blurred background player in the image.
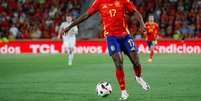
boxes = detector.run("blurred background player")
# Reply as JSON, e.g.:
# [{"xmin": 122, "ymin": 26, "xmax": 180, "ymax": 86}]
[
  {"xmin": 145, "ymin": 15, "xmax": 159, "ymax": 64},
  {"xmin": 57, "ymin": 16, "xmax": 78, "ymax": 66},
  {"xmin": 63, "ymin": 0, "xmax": 150, "ymax": 100}
]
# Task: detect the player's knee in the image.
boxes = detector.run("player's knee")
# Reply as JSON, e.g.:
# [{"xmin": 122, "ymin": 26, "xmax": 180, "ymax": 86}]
[
  {"xmin": 129, "ymin": 53, "xmax": 141, "ymax": 67},
  {"xmin": 150, "ymin": 47, "xmax": 154, "ymax": 51},
  {"xmin": 114, "ymin": 60, "xmax": 123, "ymax": 69},
  {"xmin": 134, "ymin": 62, "xmax": 140, "ymax": 68},
  {"xmin": 112, "ymin": 53, "xmax": 123, "ymax": 69},
  {"xmin": 133, "ymin": 57, "xmax": 140, "ymax": 64}
]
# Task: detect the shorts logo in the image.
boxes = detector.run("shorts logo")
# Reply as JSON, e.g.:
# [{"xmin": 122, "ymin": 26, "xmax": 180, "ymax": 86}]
[{"xmin": 111, "ymin": 45, "xmax": 115, "ymax": 51}]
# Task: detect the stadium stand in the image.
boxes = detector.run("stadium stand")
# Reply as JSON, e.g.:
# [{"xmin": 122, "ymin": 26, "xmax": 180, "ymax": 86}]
[
  {"xmin": 0, "ymin": 0, "xmax": 200, "ymax": 40},
  {"xmin": 0, "ymin": 0, "xmax": 83, "ymax": 40},
  {"xmin": 131, "ymin": 0, "xmax": 201, "ymax": 40}
]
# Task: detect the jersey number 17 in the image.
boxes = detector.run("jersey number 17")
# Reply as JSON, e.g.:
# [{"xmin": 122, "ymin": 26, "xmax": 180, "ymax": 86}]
[{"xmin": 109, "ymin": 9, "xmax": 117, "ymax": 17}]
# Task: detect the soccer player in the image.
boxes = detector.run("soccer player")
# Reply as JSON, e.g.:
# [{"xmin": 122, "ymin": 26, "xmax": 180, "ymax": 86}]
[
  {"xmin": 63, "ymin": 0, "xmax": 150, "ymax": 100},
  {"xmin": 145, "ymin": 15, "xmax": 159, "ymax": 64},
  {"xmin": 57, "ymin": 16, "xmax": 78, "ymax": 66}
]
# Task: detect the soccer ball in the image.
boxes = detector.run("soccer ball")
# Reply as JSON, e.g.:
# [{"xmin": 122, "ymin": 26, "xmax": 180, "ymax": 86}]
[{"xmin": 96, "ymin": 81, "xmax": 112, "ymax": 97}]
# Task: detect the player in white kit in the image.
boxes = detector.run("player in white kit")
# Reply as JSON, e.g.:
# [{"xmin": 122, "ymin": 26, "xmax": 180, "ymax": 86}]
[{"xmin": 57, "ymin": 16, "xmax": 78, "ymax": 66}]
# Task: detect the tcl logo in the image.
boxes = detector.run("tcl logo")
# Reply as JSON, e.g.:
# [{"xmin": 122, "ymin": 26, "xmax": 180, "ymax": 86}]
[{"xmin": 29, "ymin": 44, "xmax": 59, "ymax": 54}]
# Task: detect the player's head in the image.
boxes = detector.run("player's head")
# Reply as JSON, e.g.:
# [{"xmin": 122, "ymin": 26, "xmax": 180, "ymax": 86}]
[
  {"xmin": 66, "ymin": 16, "xmax": 73, "ymax": 23},
  {"xmin": 148, "ymin": 15, "xmax": 155, "ymax": 22}
]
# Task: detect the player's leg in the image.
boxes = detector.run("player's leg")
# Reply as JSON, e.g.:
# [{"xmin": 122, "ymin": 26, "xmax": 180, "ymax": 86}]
[
  {"xmin": 128, "ymin": 52, "xmax": 150, "ymax": 91},
  {"xmin": 128, "ymin": 52, "xmax": 142, "ymax": 77},
  {"xmin": 68, "ymin": 48, "xmax": 74, "ymax": 66},
  {"xmin": 147, "ymin": 41, "xmax": 155, "ymax": 64},
  {"xmin": 63, "ymin": 42, "xmax": 70, "ymax": 65},
  {"xmin": 124, "ymin": 35, "xmax": 150, "ymax": 91},
  {"xmin": 67, "ymin": 37, "xmax": 76, "ymax": 66},
  {"xmin": 111, "ymin": 52, "xmax": 129, "ymax": 100},
  {"xmin": 111, "ymin": 52, "xmax": 125, "ymax": 90},
  {"xmin": 107, "ymin": 36, "xmax": 128, "ymax": 100}
]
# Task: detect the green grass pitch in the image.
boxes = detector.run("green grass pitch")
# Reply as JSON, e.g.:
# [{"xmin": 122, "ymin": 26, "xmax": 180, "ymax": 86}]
[{"xmin": 0, "ymin": 54, "xmax": 201, "ymax": 101}]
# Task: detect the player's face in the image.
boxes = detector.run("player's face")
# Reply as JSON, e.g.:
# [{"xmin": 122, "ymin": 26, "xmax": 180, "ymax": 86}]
[
  {"xmin": 66, "ymin": 16, "xmax": 72, "ymax": 22},
  {"xmin": 148, "ymin": 16, "xmax": 154, "ymax": 22}
]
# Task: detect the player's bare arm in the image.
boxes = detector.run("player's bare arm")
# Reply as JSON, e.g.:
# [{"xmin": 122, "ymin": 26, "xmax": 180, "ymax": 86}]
[
  {"xmin": 133, "ymin": 9, "xmax": 146, "ymax": 32},
  {"xmin": 63, "ymin": 12, "xmax": 91, "ymax": 34}
]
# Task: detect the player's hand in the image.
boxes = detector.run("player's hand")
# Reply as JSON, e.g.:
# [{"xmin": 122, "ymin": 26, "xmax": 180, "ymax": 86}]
[
  {"xmin": 145, "ymin": 36, "xmax": 148, "ymax": 41},
  {"xmin": 140, "ymin": 25, "xmax": 146, "ymax": 32}
]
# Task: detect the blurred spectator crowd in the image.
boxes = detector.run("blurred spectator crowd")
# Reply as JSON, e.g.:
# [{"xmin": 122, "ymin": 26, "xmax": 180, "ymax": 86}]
[
  {"xmin": 131, "ymin": 0, "xmax": 201, "ymax": 39},
  {"xmin": 0, "ymin": 0, "xmax": 200, "ymax": 40},
  {"xmin": 0, "ymin": 0, "xmax": 82, "ymax": 40}
]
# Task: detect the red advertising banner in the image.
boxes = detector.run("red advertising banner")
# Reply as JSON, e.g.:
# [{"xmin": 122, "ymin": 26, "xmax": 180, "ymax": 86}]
[{"xmin": 0, "ymin": 40, "xmax": 201, "ymax": 54}]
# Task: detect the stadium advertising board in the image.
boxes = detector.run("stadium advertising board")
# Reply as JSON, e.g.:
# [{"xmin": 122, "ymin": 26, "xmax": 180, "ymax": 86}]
[{"xmin": 0, "ymin": 40, "xmax": 201, "ymax": 54}]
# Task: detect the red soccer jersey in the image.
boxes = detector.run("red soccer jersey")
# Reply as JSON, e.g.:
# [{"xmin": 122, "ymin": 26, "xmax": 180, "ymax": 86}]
[
  {"xmin": 145, "ymin": 22, "xmax": 159, "ymax": 41},
  {"xmin": 87, "ymin": 0, "xmax": 136, "ymax": 37}
]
